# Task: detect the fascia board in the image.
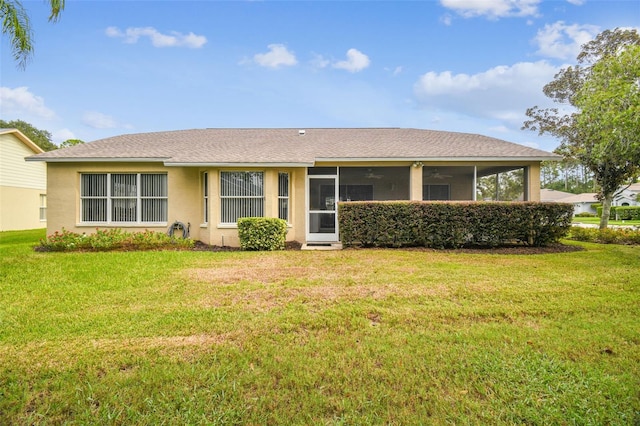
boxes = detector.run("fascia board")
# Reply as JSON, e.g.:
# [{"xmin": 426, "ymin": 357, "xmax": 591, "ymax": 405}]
[{"xmin": 25, "ymin": 157, "xmax": 169, "ymax": 162}]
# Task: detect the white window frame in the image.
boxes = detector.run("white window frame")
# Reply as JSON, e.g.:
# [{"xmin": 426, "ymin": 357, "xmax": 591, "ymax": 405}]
[
  {"xmin": 278, "ymin": 172, "xmax": 290, "ymax": 222},
  {"xmin": 219, "ymin": 171, "xmax": 264, "ymax": 224},
  {"xmin": 202, "ymin": 172, "xmax": 209, "ymax": 224},
  {"xmin": 80, "ymin": 173, "xmax": 168, "ymax": 224},
  {"xmin": 39, "ymin": 194, "xmax": 47, "ymax": 222}
]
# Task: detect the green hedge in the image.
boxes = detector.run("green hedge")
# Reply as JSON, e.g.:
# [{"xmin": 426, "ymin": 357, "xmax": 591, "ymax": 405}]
[
  {"xmin": 237, "ymin": 217, "xmax": 287, "ymax": 251},
  {"xmin": 569, "ymin": 226, "xmax": 640, "ymax": 245},
  {"xmin": 597, "ymin": 206, "xmax": 640, "ymax": 220},
  {"xmin": 338, "ymin": 202, "xmax": 574, "ymax": 248}
]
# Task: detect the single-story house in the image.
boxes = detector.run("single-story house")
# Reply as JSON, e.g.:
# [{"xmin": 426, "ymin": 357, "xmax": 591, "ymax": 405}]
[
  {"xmin": 556, "ymin": 192, "xmax": 599, "ymax": 215},
  {"xmin": 27, "ymin": 128, "xmax": 559, "ymax": 247},
  {"xmin": 1, "ymin": 129, "xmax": 46, "ymax": 231},
  {"xmin": 540, "ymin": 188, "xmax": 574, "ymax": 202}
]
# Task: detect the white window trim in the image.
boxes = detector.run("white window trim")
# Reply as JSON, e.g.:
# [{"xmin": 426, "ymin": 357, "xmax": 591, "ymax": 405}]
[
  {"xmin": 278, "ymin": 171, "xmax": 290, "ymax": 223},
  {"xmin": 39, "ymin": 194, "xmax": 47, "ymax": 222},
  {"xmin": 202, "ymin": 172, "xmax": 209, "ymax": 226},
  {"xmin": 219, "ymin": 171, "xmax": 265, "ymax": 225},
  {"xmin": 79, "ymin": 173, "xmax": 168, "ymax": 225}
]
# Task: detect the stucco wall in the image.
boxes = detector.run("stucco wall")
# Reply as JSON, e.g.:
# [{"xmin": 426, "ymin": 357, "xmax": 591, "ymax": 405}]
[
  {"xmin": 0, "ymin": 186, "xmax": 45, "ymax": 231},
  {"xmin": 46, "ymin": 162, "xmax": 200, "ymax": 238},
  {"xmin": 0, "ymin": 133, "xmax": 47, "ymax": 231},
  {"xmin": 201, "ymin": 168, "xmax": 305, "ymax": 247}
]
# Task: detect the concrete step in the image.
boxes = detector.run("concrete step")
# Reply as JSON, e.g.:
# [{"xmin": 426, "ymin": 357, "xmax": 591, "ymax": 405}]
[{"xmin": 301, "ymin": 242, "xmax": 343, "ymax": 251}]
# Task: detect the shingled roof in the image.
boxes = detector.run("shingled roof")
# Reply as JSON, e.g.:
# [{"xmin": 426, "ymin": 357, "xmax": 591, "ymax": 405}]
[{"xmin": 27, "ymin": 128, "xmax": 559, "ymax": 165}]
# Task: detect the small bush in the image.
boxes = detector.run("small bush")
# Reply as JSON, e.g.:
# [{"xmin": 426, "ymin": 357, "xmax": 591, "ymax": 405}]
[
  {"xmin": 38, "ymin": 228, "xmax": 194, "ymax": 252},
  {"xmin": 575, "ymin": 212, "xmax": 596, "ymax": 218},
  {"xmin": 237, "ymin": 217, "xmax": 287, "ymax": 251},
  {"xmin": 568, "ymin": 226, "xmax": 640, "ymax": 245}
]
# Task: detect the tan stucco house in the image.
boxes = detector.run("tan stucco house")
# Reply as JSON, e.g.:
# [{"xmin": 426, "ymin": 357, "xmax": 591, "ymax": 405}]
[
  {"xmin": 1, "ymin": 129, "xmax": 46, "ymax": 231},
  {"xmin": 27, "ymin": 128, "xmax": 559, "ymax": 246}
]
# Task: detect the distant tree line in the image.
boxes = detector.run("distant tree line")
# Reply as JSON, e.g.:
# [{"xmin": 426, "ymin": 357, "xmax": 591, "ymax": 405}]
[
  {"xmin": 540, "ymin": 160, "xmax": 595, "ymax": 194},
  {"xmin": 1, "ymin": 119, "xmax": 83, "ymax": 151}
]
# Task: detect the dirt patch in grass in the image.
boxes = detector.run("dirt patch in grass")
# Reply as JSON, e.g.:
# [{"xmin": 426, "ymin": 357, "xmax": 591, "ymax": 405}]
[
  {"xmin": 185, "ymin": 254, "xmax": 452, "ymax": 311},
  {"xmin": 193, "ymin": 241, "xmax": 583, "ymax": 255}
]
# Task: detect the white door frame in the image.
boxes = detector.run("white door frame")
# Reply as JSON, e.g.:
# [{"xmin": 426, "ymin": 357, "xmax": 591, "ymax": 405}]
[{"xmin": 306, "ymin": 172, "xmax": 339, "ymax": 242}]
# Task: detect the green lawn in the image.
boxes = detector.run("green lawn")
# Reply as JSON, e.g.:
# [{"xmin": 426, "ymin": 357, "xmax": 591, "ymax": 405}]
[
  {"xmin": 1, "ymin": 229, "xmax": 639, "ymax": 425},
  {"xmin": 573, "ymin": 216, "xmax": 640, "ymax": 226}
]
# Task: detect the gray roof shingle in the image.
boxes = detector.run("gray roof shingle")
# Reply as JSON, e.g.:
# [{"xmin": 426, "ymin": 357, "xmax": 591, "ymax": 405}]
[{"xmin": 27, "ymin": 128, "xmax": 559, "ymax": 164}]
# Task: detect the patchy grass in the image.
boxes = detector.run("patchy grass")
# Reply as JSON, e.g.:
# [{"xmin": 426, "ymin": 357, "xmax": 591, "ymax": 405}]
[{"xmin": 1, "ymin": 229, "xmax": 639, "ymax": 424}]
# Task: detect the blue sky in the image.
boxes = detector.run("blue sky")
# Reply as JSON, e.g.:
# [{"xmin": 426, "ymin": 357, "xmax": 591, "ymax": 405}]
[{"xmin": 1, "ymin": 0, "xmax": 639, "ymax": 152}]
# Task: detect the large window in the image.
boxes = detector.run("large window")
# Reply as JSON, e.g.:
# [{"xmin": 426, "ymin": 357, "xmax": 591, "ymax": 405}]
[
  {"xmin": 80, "ymin": 173, "xmax": 167, "ymax": 223},
  {"xmin": 220, "ymin": 171, "xmax": 264, "ymax": 223},
  {"xmin": 278, "ymin": 172, "xmax": 289, "ymax": 222}
]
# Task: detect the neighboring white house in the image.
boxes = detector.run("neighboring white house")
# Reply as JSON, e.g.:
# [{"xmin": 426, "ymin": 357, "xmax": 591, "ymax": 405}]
[
  {"xmin": 613, "ymin": 183, "xmax": 640, "ymax": 207},
  {"xmin": 542, "ymin": 182, "xmax": 640, "ymax": 216},
  {"xmin": 0, "ymin": 129, "xmax": 46, "ymax": 231}
]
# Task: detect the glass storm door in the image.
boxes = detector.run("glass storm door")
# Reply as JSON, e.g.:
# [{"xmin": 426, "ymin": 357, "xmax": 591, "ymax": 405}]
[{"xmin": 307, "ymin": 175, "xmax": 339, "ymax": 242}]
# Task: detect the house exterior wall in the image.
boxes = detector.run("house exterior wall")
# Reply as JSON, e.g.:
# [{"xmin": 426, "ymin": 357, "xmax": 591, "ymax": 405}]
[
  {"xmin": 573, "ymin": 202, "xmax": 597, "ymax": 215},
  {"xmin": 46, "ymin": 162, "xmax": 200, "ymax": 238},
  {"xmin": 0, "ymin": 133, "xmax": 47, "ymax": 231},
  {"xmin": 0, "ymin": 186, "xmax": 46, "ymax": 231},
  {"xmin": 45, "ymin": 160, "xmax": 544, "ymax": 246},
  {"xmin": 200, "ymin": 168, "xmax": 306, "ymax": 247}
]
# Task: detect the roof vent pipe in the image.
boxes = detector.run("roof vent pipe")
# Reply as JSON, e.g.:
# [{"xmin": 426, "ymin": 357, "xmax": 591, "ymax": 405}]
[{"xmin": 298, "ymin": 129, "xmax": 306, "ymax": 136}]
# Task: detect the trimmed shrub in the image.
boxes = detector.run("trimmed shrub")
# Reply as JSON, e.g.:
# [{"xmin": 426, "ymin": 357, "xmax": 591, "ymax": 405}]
[
  {"xmin": 339, "ymin": 201, "xmax": 574, "ymax": 248},
  {"xmin": 569, "ymin": 226, "xmax": 640, "ymax": 245},
  {"xmin": 237, "ymin": 217, "xmax": 287, "ymax": 251},
  {"xmin": 38, "ymin": 228, "xmax": 194, "ymax": 252},
  {"xmin": 614, "ymin": 206, "xmax": 640, "ymax": 220},
  {"xmin": 597, "ymin": 206, "xmax": 640, "ymax": 220},
  {"xmin": 575, "ymin": 212, "xmax": 596, "ymax": 217}
]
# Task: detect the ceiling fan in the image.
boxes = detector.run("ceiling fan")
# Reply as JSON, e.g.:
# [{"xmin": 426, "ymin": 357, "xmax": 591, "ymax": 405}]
[
  {"xmin": 425, "ymin": 169, "xmax": 452, "ymax": 179},
  {"xmin": 364, "ymin": 169, "xmax": 384, "ymax": 179}
]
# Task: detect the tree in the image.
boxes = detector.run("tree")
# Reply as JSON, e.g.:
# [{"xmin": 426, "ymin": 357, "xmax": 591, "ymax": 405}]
[
  {"xmin": 523, "ymin": 28, "xmax": 640, "ymax": 229},
  {"xmin": 0, "ymin": 119, "xmax": 57, "ymax": 151},
  {"xmin": 60, "ymin": 138, "xmax": 84, "ymax": 148},
  {"xmin": 1, "ymin": 0, "xmax": 65, "ymax": 68}
]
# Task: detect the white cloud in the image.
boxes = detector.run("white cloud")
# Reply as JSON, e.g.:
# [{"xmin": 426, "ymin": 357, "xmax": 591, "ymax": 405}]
[
  {"xmin": 310, "ymin": 53, "xmax": 330, "ymax": 69},
  {"xmin": 333, "ymin": 48, "xmax": 371, "ymax": 73},
  {"xmin": 106, "ymin": 26, "xmax": 207, "ymax": 49},
  {"xmin": 254, "ymin": 44, "xmax": 298, "ymax": 68},
  {"xmin": 566, "ymin": 0, "xmax": 585, "ymax": 5},
  {"xmin": 413, "ymin": 60, "xmax": 560, "ymax": 126},
  {"xmin": 82, "ymin": 111, "xmax": 118, "ymax": 129},
  {"xmin": 53, "ymin": 128, "xmax": 76, "ymax": 143},
  {"xmin": 533, "ymin": 21, "xmax": 600, "ymax": 60},
  {"xmin": 440, "ymin": 0, "xmax": 540, "ymax": 19},
  {"xmin": 440, "ymin": 14, "xmax": 453, "ymax": 26},
  {"xmin": 0, "ymin": 86, "xmax": 56, "ymax": 119}
]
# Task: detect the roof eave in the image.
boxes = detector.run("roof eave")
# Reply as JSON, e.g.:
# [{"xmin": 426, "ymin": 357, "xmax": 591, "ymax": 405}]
[
  {"xmin": 25, "ymin": 157, "xmax": 169, "ymax": 163},
  {"xmin": 314, "ymin": 156, "xmax": 560, "ymax": 162},
  {"xmin": 164, "ymin": 161, "xmax": 315, "ymax": 167}
]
